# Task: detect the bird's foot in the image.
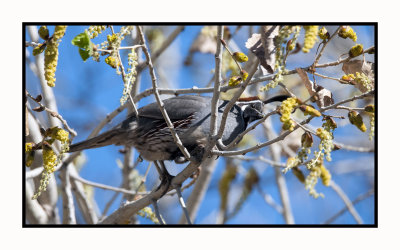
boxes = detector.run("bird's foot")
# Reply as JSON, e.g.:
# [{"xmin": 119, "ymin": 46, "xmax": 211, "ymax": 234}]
[
  {"xmin": 190, "ymin": 145, "xmax": 205, "ymax": 163},
  {"xmin": 155, "ymin": 171, "xmax": 174, "ymax": 198}
]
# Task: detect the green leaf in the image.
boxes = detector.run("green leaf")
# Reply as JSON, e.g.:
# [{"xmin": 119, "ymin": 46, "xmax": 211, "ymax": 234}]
[
  {"xmin": 71, "ymin": 31, "xmax": 91, "ymax": 49},
  {"xmin": 72, "ymin": 31, "xmax": 94, "ymax": 62},
  {"xmin": 78, "ymin": 48, "xmax": 91, "ymax": 62}
]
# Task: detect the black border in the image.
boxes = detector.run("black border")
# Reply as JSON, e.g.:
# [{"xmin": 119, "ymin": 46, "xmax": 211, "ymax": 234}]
[{"xmin": 23, "ymin": 22, "xmax": 377, "ymax": 227}]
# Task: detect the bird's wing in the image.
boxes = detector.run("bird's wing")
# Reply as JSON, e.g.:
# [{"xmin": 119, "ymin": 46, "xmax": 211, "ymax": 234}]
[{"xmin": 136, "ymin": 95, "xmax": 210, "ymax": 121}]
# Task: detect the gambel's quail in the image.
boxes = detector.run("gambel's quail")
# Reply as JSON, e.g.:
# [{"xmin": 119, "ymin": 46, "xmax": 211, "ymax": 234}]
[
  {"xmin": 69, "ymin": 95, "xmax": 289, "ymax": 162},
  {"xmin": 69, "ymin": 94, "xmax": 289, "ymax": 193}
]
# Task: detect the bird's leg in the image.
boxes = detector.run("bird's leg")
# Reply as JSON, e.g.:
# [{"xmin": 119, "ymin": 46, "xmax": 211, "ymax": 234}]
[
  {"xmin": 154, "ymin": 160, "xmax": 174, "ymax": 197},
  {"xmin": 190, "ymin": 144, "xmax": 206, "ymax": 163}
]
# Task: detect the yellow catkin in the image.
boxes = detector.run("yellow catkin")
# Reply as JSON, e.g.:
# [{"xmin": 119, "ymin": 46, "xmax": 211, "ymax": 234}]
[
  {"xmin": 349, "ymin": 44, "xmax": 363, "ymax": 57},
  {"xmin": 338, "ymin": 26, "xmax": 357, "ymax": 42},
  {"xmin": 233, "ymin": 52, "xmax": 248, "ymax": 62},
  {"xmin": 43, "ymin": 26, "xmax": 67, "ymax": 87},
  {"xmin": 303, "ymin": 26, "xmax": 319, "ymax": 53}
]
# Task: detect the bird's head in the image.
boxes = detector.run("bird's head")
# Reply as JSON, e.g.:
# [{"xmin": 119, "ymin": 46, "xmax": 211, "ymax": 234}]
[{"xmin": 237, "ymin": 95, "xmax": 291, "ymax": 125}]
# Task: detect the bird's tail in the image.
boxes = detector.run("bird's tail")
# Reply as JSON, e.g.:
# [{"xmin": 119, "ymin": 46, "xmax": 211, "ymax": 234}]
[
  {"xmin": 263, "ymin": 95, "xmax": 292, "ymax": 104},
  {"xmin": 69, "ymin": 129, "xmax": 126, "ymax": 152}
]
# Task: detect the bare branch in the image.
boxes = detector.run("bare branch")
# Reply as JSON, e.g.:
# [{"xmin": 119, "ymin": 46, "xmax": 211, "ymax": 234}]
[
  {"xmin": 330, "ymin": 180, "xmax": 363, "ymax": 224},
  {"xmin": 133, "ymin": 162, "xmax": 153, "ymax": 197},
  {"xmin": 212, "ymin": 117, "xmax": 314, "ymax": 157},
  {"xmin": 26, "ymin": 91, "xmax": 77, "ymax": 138},
  {"xmin": 152, "ymin": 200, "xmax": 165, "ymax": 225},
  {"xmin": 312, "ymin": 26, "xmax": 341, "ymax": 67},
  {"xmin": 216, "ymin": 61, "xmax": 260, "ymax": 141},
  {"xmin": 256, "ymin": 184, "xmax": 283, "ymax": 214},
  {"xmin": 263, "ymin": 119, "xmax": 294, "ymax": 224},
  {"xmin": 210, "ymin": 26, "xmax": 224, "ymax": 138},
  {"xmin": 221, "ymin": 110, "xmax": 278, "ymax": 150},
  {"xmin": 315, "ymin": 46, "xmax": 375, "ymax": 69},
  {"xmin": 59, "ymin": 165, "xmax": 76, "ymax": 224},
  {"xmin": 137, "ymin": 26, "xmax": 185, "ymax": 73},
  {"xmin": 178, "ymin": 156, "xmax": 218, "ymax": 224},
  {"xmin": 324, "ymin": 189, "xmax": 374, "ymax": 224},
  {"xmin": 333, "ymin": 142, "xmax": 374, "ymax": 152},
  {"xmin": 70, "ymin": 173, "xmax": 99, "ymax": 224},
  {"xmin": 174, "ymin": 185, "xmax": 192, "ymax": 224},
  {"xmin": 70, "ymin": 171, "xmax": 149, "ymax": 196},
  {"xmin": 321, "ymin": 90, "xmax": 374, "ymax": 112},
  {"xmin": 137, "ymin": 25, "xmax": 191, "ymax": 161},
  {"xmin": 99, "ymin": 160, "xmax": 202, "ymax": 224},
  {"xmin": 227, "ymin": 155, "xmax": 286, "ymax": 168},
  {"xmin": 25, "ymin": 184, "xmax": 49, "ymax": 224},
  {"xmin": 308, "ymin": 71, "xmax": 350, "ymax": 84}
]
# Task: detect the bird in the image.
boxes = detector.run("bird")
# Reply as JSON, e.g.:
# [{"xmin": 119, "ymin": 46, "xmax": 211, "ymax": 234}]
[{"xmin": 69, "ymin": 94, "xmax": 289, "ymax": 193}]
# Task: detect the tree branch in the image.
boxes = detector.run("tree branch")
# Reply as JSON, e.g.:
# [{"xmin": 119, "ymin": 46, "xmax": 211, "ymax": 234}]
[
  {"xmin": 26, "ymin": 91, "xmax": 77, "ymax": 138},
  {"xmin": 137, "ymin": 25, "xmax": 191, "ymax": 161},
  {"xmin": 323, "ymin": 189, "xmax": 374, "ymax": 224},
  {"xmin": 59, "ymin": 165, "xmax": 76, "ymax": 224},
  {"xmin": 99, "ymin": 160, "xmax": 202, "ymax": 224},
  {"xmin": 210, "ymin": 26, "xmax": 224, "ymax": 138},
  {"xmin": 330, "ymin": 180, "xmax": 363, "ymax": 224}
]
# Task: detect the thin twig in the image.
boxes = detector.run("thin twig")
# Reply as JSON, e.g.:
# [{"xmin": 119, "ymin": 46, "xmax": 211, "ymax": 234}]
[
  {"xmin": 137, "ymin": 26, "xmax": 185, "ymax": 73},
  {"xmin": 263, "ymin": 119, "xmax": 294, "ymax": 224},
  {"xmin": 308, "ymin": 71, "xmax": 350, "ymax": 84},
  {"xmin": 70, "ymin": 171, "xmax": 149, "ymax": 196},
  {"xmin": 333, "ymin": 142, "xmax": 374, "ymax": 152},
  {"xmin": 25, "ymin": 184, "xmax": 49, "ymax": 224},
  {"xmin": 220, "ymin": 38, "xmax": 242, "ymax": 72},
  {"xmin": 174, "ymin": 185, "xmax": 192, "ymax": 224},
  {"xmin": 210, "ymin": 26, "xmax": 224, "ymax": 138},
  {"xmin": 60, "ymin": 165, "xmax": 76, "ymax": 224},
  {"xmin": 315, "ymin": 46, "xmax": 375, "ymax": 68},
  {"xmin": 321, "ymin": 90, "xmax": 374, "ymax": 112},
  {"xmin": 133, "ymin": 162, "xmax": 153, "ymax": 197},
  {"xmin": 278, "ymin": 82, "xmax": 296, "ymax": 97},
  {"xmin": 151, "ymin": 26, "xmax": 185, "ymax": 62},
  {"xmin": 324, "ymin": 189, "xmax": 374, "ymax": 224},
  {"xmin": 100, "ymin": 160, "xmax": 202, "ymax": 224},
  {"xmin": 227, "ymin": 155, "xmax": 286, "ymax": 168},
  {"xmin": 137, "ymin": 25, "xmax": 191, "ymax": 161},
  {"xmin": 25, "ymin": 41, "xmax": 42, "ymax": 47},
  {"xmin": 293, "ymin": 119, "xmax": 318, "ymax": 136},
  {"xmin": 152, "ymin": 200, "xmax": 165, "ymax": 225},
  {"xmin": 335, "ymin": 106, "xmax": 365, "ymax": 112},
  {"xmin": 26, "ymin": 91, "xmax": 77, "ymax": 138},
  {"xmin": 101, "ymin": 191, "xmax": 120, "ymax": 220},
  {"xmin": 313, "ymin": 26, "xmax": 341, "ymax": 67},
  {"xmin": 177, "ymin": 157, "xmax": 217, "ymax": 224},
  {"xmin": 330, "ymin": 180, "xmax": 363, "ymax": 224},
  {"xmin": 97, "ymin": 45, "xmax": 144, "ymax": 54},
  {"xmin": 221, "ymin": 110, "xmax": 278, "ymax": 150},
  {"xmin": 216, "ymin": 61, "xmax": 260, "ymax": 141},
  {"xmin": 212, "ymin": 116, "xmax": 314, "ymax": 157},
  {"xmin": 256, "ymin": 184, "xmax": 283, "ymax": 214},
  {"xmin": 70, "ymin": 173, "xmax": 99, "ymax": 224}
]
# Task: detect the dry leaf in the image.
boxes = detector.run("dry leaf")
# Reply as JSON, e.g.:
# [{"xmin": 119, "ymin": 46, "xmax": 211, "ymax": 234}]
[
  {"xmin": 296, "ymin": 68, "xmax": 334, "ymax": 108},
  {"xmin": 315, "ymin": 86, "xmax": 334, "ymax": 108},
  {"xmin": 32, "ymin": 106, "xmax": 45, "ymax": 112},
  {"xmin": 342, "ymin": 59, "xmax": 375, "ymax": 92},
  {"xmin": 34, "ymin": 94, "xmax": 43, "ymax": 102},
  {"xmin": 245, "ymin": 26, "xmax": 279, "ymax": 74}
]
